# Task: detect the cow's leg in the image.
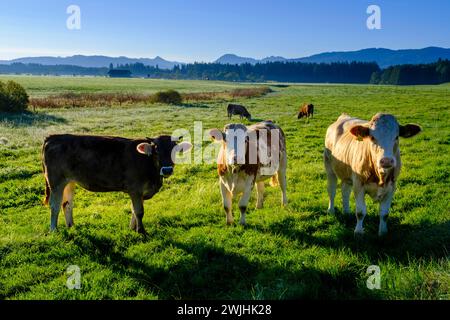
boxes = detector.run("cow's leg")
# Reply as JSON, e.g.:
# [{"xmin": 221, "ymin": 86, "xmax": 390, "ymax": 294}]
[
  {"xmin": 256, "ymin": 181, "xmax": 265, "ymax": 209},
  {"xmin": 62, "ymin": 182, "xmax": 75, "ymax": 228},
  {"xmin": 354, "ymin": 187, "xmax": 367, "ymax": 236},
  {"xmin": 238, "ymin": 182, "xmax": 253, "ymax": 226},
  {"xmin": 341, "ymin": 182, "xmax": 352, "ymax": 214},
  {"xmin": 130, "ymin": 194, "xmax": 146, "ymax": 235},
  {"xmin": 324, "ymin": 154, "xmax": 337, "ymax": 214},
  {"xmin": 49, "ymin": 184, "xmax": 64, "ymax": 231},
  {"xmin": 220, "ymin": 183, "xmax": 233, "ymax": 225},
  {"xmin": 278, "ymin": 154, "xmax": 288, "ymax": 206},
  {"xmin": 130, "ymin": 214, "xmax": 137, "ymax": 231},
  {"xmin": 378, "ymin": 192, "xmax": 394, "ymax": 237}
]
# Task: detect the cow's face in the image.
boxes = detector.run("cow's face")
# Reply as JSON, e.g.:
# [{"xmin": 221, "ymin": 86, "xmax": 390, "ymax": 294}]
[
  {"xmin": 244, "ymin": 112, "xmax": 252, "ymax": 121},
  {"xmin": 137, "ymin": 136, "xmax": 192, "ymax": 178},
  {"xmin": 350, "ymin": 113, "xmax": 421, "ymax": 177},
  {"xmin": 210, "ymin": 124, "xmax": 248, "ymax": 167},
  {"xmin": 297, "ymin": 112, "xmax": 304, "ymax": 119}
]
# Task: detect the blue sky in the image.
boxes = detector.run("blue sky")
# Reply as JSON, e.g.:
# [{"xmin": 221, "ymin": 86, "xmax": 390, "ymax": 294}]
[{"xmin": 0, "ymin": 0, "xmax": 449, "ymax": 62}]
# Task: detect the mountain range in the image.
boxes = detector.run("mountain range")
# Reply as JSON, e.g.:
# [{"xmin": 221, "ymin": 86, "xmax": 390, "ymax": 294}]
[
  {"xmin": 1, "ymin": 47, "xmax": 449, "ymax": 69},
  {"xmin": 216, "ymin": 47, "xmax": 450, "ymax": 68}
]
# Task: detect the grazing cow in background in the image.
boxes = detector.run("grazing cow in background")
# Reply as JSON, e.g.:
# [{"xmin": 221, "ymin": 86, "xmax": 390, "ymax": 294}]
[
  {"xmin": 298, "ymin": 103, "xmax": 314, "ymax": 119},
  {"xmin": 324, "ymin": 113, "xmax": 421, "ymax": 237},
  {"xmin": 42, "ymin": 134, "xmax": 192, "ymax": 234},
  {"xmin": 227, "ymin": 104, "xmax": 252, "ymax": 121},
  {"xmin": 209, "ymin": 121, "xmax": 287, "ymax": 225}
]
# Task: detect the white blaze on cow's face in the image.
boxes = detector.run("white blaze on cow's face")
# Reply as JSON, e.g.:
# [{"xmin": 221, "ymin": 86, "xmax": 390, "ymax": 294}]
[
  {"xmin": 224, "ymin": 124, "xmax": 247, "ymax": 166},
  {"xmin": 209, "ymin": 124, "xmax": 248, "ymax": 167},
  {"xmin": 350, "ymin": 113, "xmax": 422, "ymax": 176}
]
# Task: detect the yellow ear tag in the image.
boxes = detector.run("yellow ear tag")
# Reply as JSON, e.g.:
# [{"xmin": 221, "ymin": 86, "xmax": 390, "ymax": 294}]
[{"xmin": 357, "ymin": 135, "xmax": 363, "ymax": 141}]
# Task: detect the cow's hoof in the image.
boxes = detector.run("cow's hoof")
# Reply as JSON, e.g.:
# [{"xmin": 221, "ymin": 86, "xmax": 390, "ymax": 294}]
[
  {"xmin": 378, "ymin": 230, "xmax": 388, "ymax": 238},
  {"xmin": 354, "ymin": 230, "xmax": 365, "ymax": 240},
  {"xmin": 137, "ymin": 228, "xmax": 148, "ymax": 236}
]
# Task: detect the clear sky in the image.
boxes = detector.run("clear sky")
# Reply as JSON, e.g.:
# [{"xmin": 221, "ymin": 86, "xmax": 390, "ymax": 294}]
[{"xmin": 0, "ymin": 0, "xmax": 449, "ymax": 62}]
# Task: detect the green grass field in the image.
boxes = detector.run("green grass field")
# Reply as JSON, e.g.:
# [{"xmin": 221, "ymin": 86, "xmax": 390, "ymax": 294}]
[{"xmin": 0, "ymin": 76, "xmax": 449, "ymax": 300}]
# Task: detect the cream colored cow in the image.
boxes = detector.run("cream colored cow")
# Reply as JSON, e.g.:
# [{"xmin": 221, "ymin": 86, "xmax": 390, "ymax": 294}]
[{"xmin": 324, "ymin": 113, "xmax": 421, "ymax": 237}]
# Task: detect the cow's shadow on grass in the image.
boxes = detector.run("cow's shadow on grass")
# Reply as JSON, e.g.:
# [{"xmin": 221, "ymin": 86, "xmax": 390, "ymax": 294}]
[
  {"xmin": 255, "ymin": 210, "xmax": 450, "ymax": 264},
  {"xmin": 179, "ymin": 103, "xmax": 210, "ymax": 109},
  {"xmin": 64, "ymin": 229, "xmax": 379, "ymax": 299},
  {"xmin": 0, "ymin": 111, "xmax": 66, "ymax": 127},
  {"xmin": 249, "ymin": 118, "xmax": 266, "ymax": 123}
]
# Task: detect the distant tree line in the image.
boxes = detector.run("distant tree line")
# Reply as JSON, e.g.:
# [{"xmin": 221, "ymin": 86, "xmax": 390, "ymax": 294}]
[
  {"xmin": 1, "ymin": 60, "xmax": 449, "ymax": 85},
  {"xmin": 115, "ymin": 61, "xmax": 380, "ymax": 83},
  {"xmin": 0, "ymin": 63, "xmax": 108, "ymax": 76},
  {"xmin": 370, "ymin": 59, "xmax": 450, "ymax": 85}
]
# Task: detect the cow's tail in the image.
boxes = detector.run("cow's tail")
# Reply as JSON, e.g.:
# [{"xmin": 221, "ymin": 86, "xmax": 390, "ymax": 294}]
[{"xmin": 270, "ymin": 174, "xmax": 279, "ymax": 187}]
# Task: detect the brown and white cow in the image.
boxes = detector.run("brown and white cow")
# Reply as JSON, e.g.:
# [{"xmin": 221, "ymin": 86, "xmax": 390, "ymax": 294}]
[
  {"xmin": 209, "ymin": 121, "xmax": 287, "ymax": 225},
  {"xmin": 324, "ymin": 113, "xmax": 421, "ymax": 237},
  {"xmin": 42, "ymin": 134, "xmax": 192, "ymax": 234},
  {"xmin": 298, "ymin": 103, "xmax": 314, "ymax": 119}
]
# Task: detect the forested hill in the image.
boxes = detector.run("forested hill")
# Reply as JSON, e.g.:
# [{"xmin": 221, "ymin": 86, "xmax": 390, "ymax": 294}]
[
  {"xmin": 370, "ymin": 59, "xmax": 450, "ymax": 85},
  {"xmin": 0, "ymin": 61, "xmax": 379, "ymax": 84},
  {"xmin": 0, "ymin": 60, "xmax": 449, "ymax": 85}
]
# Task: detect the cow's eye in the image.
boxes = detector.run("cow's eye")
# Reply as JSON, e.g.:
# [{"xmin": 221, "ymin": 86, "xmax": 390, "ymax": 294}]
[{"xmin": 370, "ymin": 136, "xmax": 376, "ymax": 143}]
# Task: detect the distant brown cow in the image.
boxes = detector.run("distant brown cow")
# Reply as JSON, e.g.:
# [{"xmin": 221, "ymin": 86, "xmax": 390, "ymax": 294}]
[
  {"xmin": 298, "ymin": 104, "xmax": 314, "ymax": 119},
  {"xmin": 227, "ymin": 104, "xmax": 252, "ymax": 120}
]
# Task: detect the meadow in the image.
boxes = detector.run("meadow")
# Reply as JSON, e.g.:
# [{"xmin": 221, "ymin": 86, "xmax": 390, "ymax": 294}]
[{"xmin": 0, "ymin": 75, "xmax": 449, "ymax": 300}]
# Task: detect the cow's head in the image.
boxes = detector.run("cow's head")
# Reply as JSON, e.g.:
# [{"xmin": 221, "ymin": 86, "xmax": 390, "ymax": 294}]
[
  {"xmin": 297, "ymin": 111, "xmax": 305, "ymax": 119},
  {"xmin": 137, "ymin": 135, "xmax": 192, "ymax": 178},
  {"xmin": 243, "ymin": 111, "xmax": 252, "ymax": 121},
  {"xmin": 209, "ymin": 124, "xmax": 249, "ymax": 167},
  {"xmin": 349, "ymin": 113, "xmax": 421, "ymax": 180}
]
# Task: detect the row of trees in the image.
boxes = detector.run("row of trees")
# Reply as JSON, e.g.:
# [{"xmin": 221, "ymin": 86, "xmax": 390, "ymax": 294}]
[
  {"xmin": 370, "ymin": 59, "xmax": 450, "ymax": 85},
  {"xmin": 115, "ymin": 61, "xmax": 380, "ymax": 83},
  {"xmin": 0, "ymin": 63, "xmax": 108, "ymax": 76},
  {"xmin": 1, "ymin": 60, "xmax": 449, "ymax": 85}
]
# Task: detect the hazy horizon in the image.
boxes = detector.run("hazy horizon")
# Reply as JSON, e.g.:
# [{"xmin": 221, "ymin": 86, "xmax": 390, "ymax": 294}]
[{"xmin": 2, "ymin": 46, "xmax": 450, "ymax": 64}]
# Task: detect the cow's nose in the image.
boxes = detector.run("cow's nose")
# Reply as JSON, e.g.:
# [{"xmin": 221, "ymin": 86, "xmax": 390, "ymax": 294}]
[
  {"xmin": 160, "ymin": 167, "xmax": 174, "ymax": 177},
  {"xmin": 379, "ymin": 157, "xmax": 395, "ymax": 168}
]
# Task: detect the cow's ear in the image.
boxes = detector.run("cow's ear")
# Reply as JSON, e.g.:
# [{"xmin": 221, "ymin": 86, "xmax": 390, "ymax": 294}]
[
  {"xmin": 350, "ymin": 126, "xmax": 370, "ymax": 139},
  {"xmin": 137, "ymin": 143, "xmax": 153, "ymax": 156},
  {"xmin": 399, "ymin": 124, "xmax": 422, "ymax": 138},
  {"xmin": 177, "ymin": 142, "xmax": 193, "ymax": 154},
  {"xmin": 209, "ymin": 129, "xmax": 225, "ymax": 142},
  {"xmin": 172, "ymin": 136, "xmax": 184, "ymax": 143}
]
